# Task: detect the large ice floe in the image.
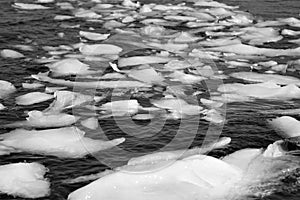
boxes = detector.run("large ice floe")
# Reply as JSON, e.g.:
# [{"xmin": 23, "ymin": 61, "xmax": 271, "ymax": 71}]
[
  {"xmin": 67, "ymin": 131, "xmax": 300, "ymax": 200},
  {"xmin": 0, "ymin": 126, "xmax": 125, "ymax": 158}
]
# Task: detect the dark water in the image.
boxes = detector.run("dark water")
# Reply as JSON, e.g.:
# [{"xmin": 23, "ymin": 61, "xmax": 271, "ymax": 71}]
[
  {"xmin": 219, "ymin": 0, "xmax": 300, "ymax": 20},
  {"xmin": 0, "ymin": 0, "xmax": 299, "ymax": 199}
]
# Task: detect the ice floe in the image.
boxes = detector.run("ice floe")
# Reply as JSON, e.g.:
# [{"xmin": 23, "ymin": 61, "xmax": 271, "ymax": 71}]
[
  {"xmin": 151, "ymin": 98, "xmax": 203, "ymax": 118},
  {"xmin": 0, "ymin": 49, "xmax": 24, "ymax": 58},
  {"xmin": 44, "ymin": 90, "xmax": 97, "ymax": 113},
  {"xmin": 0, "ymin": 162, "xmax": 50, "ymax": 198},
  {"xmin": 80, "ymin": 117, "xmax": 99, "ymax": 130},
  {"xmin": 2, "ymin": 110, "xmax": 79, "ymax": 128},
  {"xmin": 79, "ymin": 31, "xmax": 110, "ymax": 41},
  {"xmin": 0, "ymin": 127, "xmax": 125, "ymax": 158},
  {"xmin": 128, "ymin": 137, "xmax": 231, "ymax": 166},
  {"xmin": 128, "ymin": 67, "xmax": 165, "ymax": 84},
  {"xmin": 80, "ymin": 44, "xmax": 123, "ymax": 55},
  {"xmin": 218, "ymin": 82, "xmax": 300, "ymax": 100},
  {"xmin": 230, "ymin": 72, "xmax": 300, "ymax": 85},
  {"xmin": 268, "ymin": 116, "xmax": 300, "ymax": 139},
  {"xmin": 207, "ymin": 43, "xmax": 300, "ymax": 57},
  {"xmin": 12, "ymin": 3, "xmax": 51, "ymax": 10},
  {"xmin": 118, "ymin": 56, "xmax": 172, "ymax": 68},
  {"xmin": 99, "ymin": 100, "xmax": 140, "ymax": 117},
  {"xmin": 47, "ymin": 59, "xmax": 93, "ymax": 76},
  {"xmin": 22, "ymin": 82, "xmax": 44, "ymax": 89},
  {"xmin": 32, "ymin": 72, "xmax": 151, "ymax": 89},
  {"xmin": 16, "ymin": 92, "xmax": 54, "ymax": 106},
  {"xmin": 0, "ymin": 80, "xmax": 16, "ymax": 99},
  {"xmin": 68, "ymin": 138, "xmax": 299, "ymax": 200}
]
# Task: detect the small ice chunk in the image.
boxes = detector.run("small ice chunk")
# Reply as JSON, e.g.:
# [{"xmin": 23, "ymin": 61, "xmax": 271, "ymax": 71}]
[
  {"xmin": 128, "ymin": 68, "xmax": 165, "ymax": 84},
  {"xmin": 12, "ymin": 45, "xmax": 34, "ymax": 51},
  {"xmin": 202, "ymin": 109, "xmax": 225, "ymax": 124},
  {"xmin": 74, "ymin": 9, "xmax": 101, "ymax": 19},
  {"xmin": 122, "ymin": 0, "xmax": 140, "ymax": 8},
  {"xmin": 118, "ymin": 56, "xmax": 172, "ymax": 67},
  {"xmin": 152, "ymin": 98, "xmax": 203, "ymax": 116},
  {"xmin": 172, "ymin": 32, "xmax": 200, "ymax": 43},
  {"xmin": 268, "ymin": 116, "xmax": 300, "ymax": 138},
  {"xmin": 168, "ymin": 70, "xmax": 206, "ymax": 84},
  {"xmin": 22, "ymin": 82, "xmax": 44, "ymax": 89},
  {"xmin": 12, "ymin": 3, "xmax": 50, "ymax": 10},
  {"xmin": 230, "ymin": 72, "xmax": 300, "ymax": 85},
  {"xmin": 45, "ymin": 90, "xmax": 95, "ymax": 113},
  {"xmin": 80, "ymin": 44, "xmax": 122, "ymax": 55},
  {"xmin": 36, "ymin": 0, "xmax": 54, "ymax": 3},
  {"xmin": 100, "ymin": 100, "xmax": 140, "ymax": 116},
  {"xmin": 54, "ymin": 15, "xmax": 74, "ymax": 20},
  {"xmin": 81, "ymin": 117, "xmax": 99, "ymax": 130},
  {"xmin": 0, "ymin": 80, "xmax": 16, "ymax": 99},
  {"xmin": 1, "ymin": 49, "xmax": 24, "ymax": 58},
  {"xmin": 0, "ymin": 103, "xmax": 6, "ymax": 110},
  {"xmin": 47, "ymin": 58, "xmax": 91, "ymax": 76},
  {"xmin": 132, "ymin": 114, "xmax": 155, "ymax": 120},
  {"xmin": 79, "ymin": 31, "xmax": 110, "ymax": 41},
  {"xmin": 200, "ymin": 98, "xmax": 223, "ymax": 108},
  {"xmin": 45, "ymin": 86, "xmax": 67, "ymax": 93},
  {"xmin": 281, "ymin": 29, "xmax": 300, "ymax": 36}
]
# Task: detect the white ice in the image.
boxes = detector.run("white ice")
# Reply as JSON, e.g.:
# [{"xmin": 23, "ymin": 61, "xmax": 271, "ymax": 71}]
[
  {"xmin": 0, "ymin": 80, "xmax": 16, "ymax": 99},
  {"xmin": 16, "ymin": 92, "xmax": 54, "ymax": 106},
  {"xmin": 0, "ymin": 162, "xmax": 50, "ymax": 198},
  {"xmin": 0, "ymin": 127, "xmax": 125, "ymax": 158}
]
